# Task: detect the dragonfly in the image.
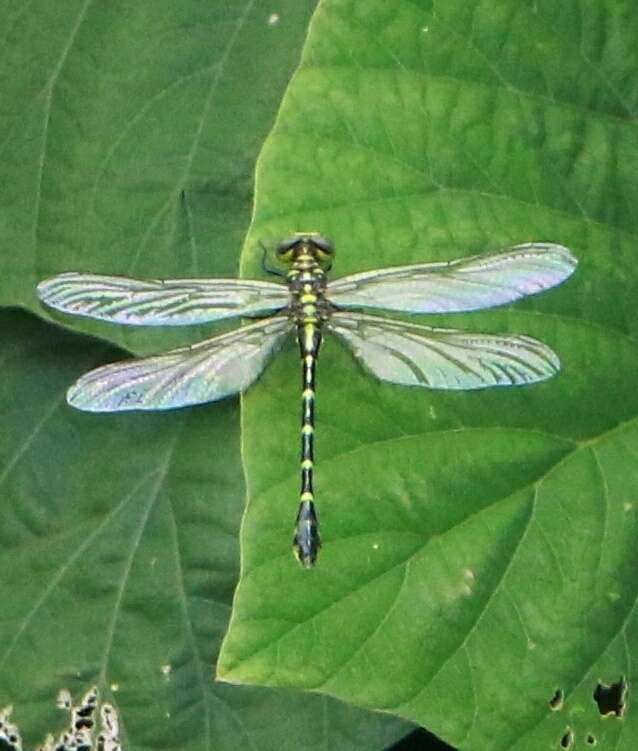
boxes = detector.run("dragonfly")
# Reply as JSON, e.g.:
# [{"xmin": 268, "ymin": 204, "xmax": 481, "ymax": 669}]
[{"xmin": 37, "ymin": 234, "xmax": 577, "ymax": 567}]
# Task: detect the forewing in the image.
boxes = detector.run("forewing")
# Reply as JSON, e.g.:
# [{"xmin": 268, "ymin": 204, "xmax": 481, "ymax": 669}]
[
  {"xmin": 67, "ymin": 316, "xmax": 292, "ymax": 412},
  {"xmin": 328, "ymin": 312, "xmax": 560, "ymax": 390},
  {"xmin": 327, "ymin": 243, "xmax": 577, "ymax": 313},
  {"xmin": 37, "ymin": 273, "xmax": 289, "ymax": 325}
]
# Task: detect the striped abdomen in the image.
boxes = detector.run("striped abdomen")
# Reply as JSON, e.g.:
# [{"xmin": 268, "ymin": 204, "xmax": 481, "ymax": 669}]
[{"xmin": 293, "ymin": 317, "xmax": 322, "ymax": 567}]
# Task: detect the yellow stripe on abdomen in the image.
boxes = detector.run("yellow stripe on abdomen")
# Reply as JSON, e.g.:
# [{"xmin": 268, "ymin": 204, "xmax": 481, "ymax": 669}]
[{"xmin": 293, "ymin": 321, "xmax": 322, "ymax": 567}]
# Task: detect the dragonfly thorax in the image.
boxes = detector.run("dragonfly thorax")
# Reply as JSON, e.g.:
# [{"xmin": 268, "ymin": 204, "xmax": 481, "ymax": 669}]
[
  {"xmin": 287, "ymin": 264, "xmax": 331, "ymax": 323},
  {"xmin": 282, "ymin": 236, "xmax": 332, "ymax": 323}
]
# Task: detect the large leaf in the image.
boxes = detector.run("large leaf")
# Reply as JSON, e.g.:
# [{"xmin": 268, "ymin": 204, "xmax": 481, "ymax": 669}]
[
  {"xmin": 218, "ymin": 0, "xmax": 638, "ymax": 748},
  {"xmin": 0, "ymin": 3, "xmax": 412, "ymax": 750},
  {"xmin": 0, "ymin": 310, "xmax": 410, "ymax": 750},
  {"xmin": 0, "ymin": 0, "xmax": 314, "ymax": 354}
]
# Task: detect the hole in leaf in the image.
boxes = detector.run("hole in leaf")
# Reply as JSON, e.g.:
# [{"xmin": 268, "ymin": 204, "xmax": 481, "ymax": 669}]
[
  {"xmin": 560, "ymin": 728, "xmax": 573, "ymax": 748},
  {"xmin": 0, "ymin": 687, "xmax": 121, "ymax": 751},
  {"xmin": 586, "ymin": 734, "xmax": 597, "ymax": 745},
  {"xmin": 0, "ymin": 706, "xmax": 21, "ymax": 751},
  {"xmin": 593, "ymin": 676, "xmax": 627, "ymax": 717},
  {"xmin": 550, "ymin": 688, "xmax": 564, "ymax": 711}
]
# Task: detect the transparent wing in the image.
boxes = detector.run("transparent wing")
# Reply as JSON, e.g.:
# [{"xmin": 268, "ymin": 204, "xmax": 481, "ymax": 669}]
[
  {"xmin": 37, "ymin": 273, "xmax": 289, "ymax": 326},
  {"xmin": 328, "ymin": 312, "xmax": 560, "ymax": 390},
  {"xmin": 67, "ymin": 316, "xmax": 292, "ymax": 412},
  {"xmin": 327, "ymin": 243, "xmax": 577, "ymax": 313}
]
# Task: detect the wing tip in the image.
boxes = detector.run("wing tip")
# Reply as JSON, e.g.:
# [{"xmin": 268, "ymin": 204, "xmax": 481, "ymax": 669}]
[
  {"xmin": 36, "ymin": 277, "xmax": 55, "ymax": 303},
  {"xmin": 549, "ymin": 242, "xmax": 578, "ymax": 268},
  {"xmin": 67, "ymin": 372, "xmax": 120, "ymax": 413},
  {"xmin": 37, "ymin": 272, "xmax": 80, "ymax": 303},
  {"xmin": 66, "ymin": 382, "xmax": 96, "ymax": 412},
  {"xmin": 67, "ymin": 376, "xmax": 146, "ymax": 413},
  {"xmin": 525, "ymin": 241, "xmax": 578, "ymax": 273},
  {"xmin": 513, "ymin": 335, "xmax": 562, "ymax": 382}
]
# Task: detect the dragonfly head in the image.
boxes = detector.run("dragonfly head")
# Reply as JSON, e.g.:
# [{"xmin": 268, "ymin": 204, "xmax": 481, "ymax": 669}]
[{"xmin": 277, "ymin": 233, "xmax": 334, "ymax": 270}]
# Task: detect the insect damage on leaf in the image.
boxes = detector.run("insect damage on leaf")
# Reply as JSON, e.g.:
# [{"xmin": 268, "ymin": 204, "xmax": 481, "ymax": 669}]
[
  {"xmin": 593, "ymin": 676, "xmax": 627, "ymax": 718},
  {"xmin": 54, "ymin": 685, "xmax": 98, "ymax": 745},
  {"xmin": 560, "ymin": 728, "xmax": 574, "ymax": 748},
  {"xmin": 549, "ymin": 688, "xmax": 564, "ymax": 711},
  {"xmin": 96, "ymin": 703, "xmax": 121, "ymax": 751},
  {"xmin": 0, "ymin": 705, "xmax": 22, "ymax": 751},
  {"xmin": 1, "ymin": 687, "xmax": 121, "ymax": 751}
]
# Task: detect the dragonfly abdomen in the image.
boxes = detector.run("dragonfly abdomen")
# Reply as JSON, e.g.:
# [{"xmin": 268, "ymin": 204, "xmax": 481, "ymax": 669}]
[{"xmin": 292, "ymin": 282, "xmax": 323, "ymax": 566}]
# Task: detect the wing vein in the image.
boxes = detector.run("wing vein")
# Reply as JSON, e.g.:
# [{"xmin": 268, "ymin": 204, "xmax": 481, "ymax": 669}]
[
  {"xmin": 328, "ymin": 312, "xmax": 560, "ymax": 390},
  {"xmin": 67, "ymin": 316, "xmax": 292, "ymax": 412}
]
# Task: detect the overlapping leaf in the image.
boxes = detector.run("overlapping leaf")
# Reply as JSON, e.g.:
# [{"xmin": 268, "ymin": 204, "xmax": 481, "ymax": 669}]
[
  {"xmin": 0, "ymin": 2, "xmax": 411, "ymax": 750},
  {"xmin": 1, "ymin": 0, "xmax": 311, "ymax": 355},
  {"xmin": 0, "ymin": 310, "xmax": 409, "ymax": 750}
]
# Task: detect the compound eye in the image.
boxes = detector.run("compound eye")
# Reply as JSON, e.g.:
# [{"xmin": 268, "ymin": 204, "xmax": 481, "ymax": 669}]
[
  {"xmin": 312, "ymin": 235, "xmax": 334, "ymax": 254},
  {"xmin": 277, "ymin": 237, "xmax": 300, "ymax": 255}
]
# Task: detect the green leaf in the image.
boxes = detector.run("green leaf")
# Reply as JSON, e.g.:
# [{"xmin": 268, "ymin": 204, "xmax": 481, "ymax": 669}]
[
  {"xmin": 0, "ymin": 0, "xmax": 314, "ymax": 354},
  {"xmin": 219, "ymin": 0, "xmax": 638, "ymax": 748},
  {"xmin": 0, "ymin": 309, "xmax": 410, "ymax": 750},
  {"xmin": 0, "ymin": 3, "xmax": 411, "ymax": 749}
]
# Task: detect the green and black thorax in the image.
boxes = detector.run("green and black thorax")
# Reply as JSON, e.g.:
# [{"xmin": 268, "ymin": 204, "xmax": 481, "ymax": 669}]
[{"xmin": 278, "ymin": 233, "xmax": 334, "ymax": 339}]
